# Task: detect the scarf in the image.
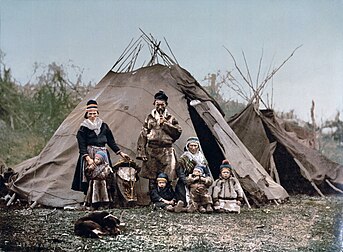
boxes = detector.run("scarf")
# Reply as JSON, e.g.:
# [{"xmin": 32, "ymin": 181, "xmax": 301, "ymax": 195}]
[
  {"xmin": 80, "ymin": 117, "xmax": 103, "ymax": 135},
  {"xmin": 181, "ymin": 150, "xmax": 207, "ymax": 167}
]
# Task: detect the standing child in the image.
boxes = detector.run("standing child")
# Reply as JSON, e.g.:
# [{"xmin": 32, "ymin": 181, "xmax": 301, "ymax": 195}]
[
  {"xmin": 212, "ymin": 160, "xmax": 244, "ymax": 213},
  {"xmin": 186, "ymin": 165, "xmax": 213, "ymax": 213},
  {"xmin": 150, "ymin": 173, "xmax": 176, "ymax": 211},
  {"xmin": 85, "ymin": 150, "xmax": 114, "ymax": 210}
]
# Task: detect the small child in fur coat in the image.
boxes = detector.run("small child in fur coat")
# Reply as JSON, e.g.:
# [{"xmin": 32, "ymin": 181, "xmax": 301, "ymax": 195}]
[
  {"xmin": 85, "ymin": 150, "xmax": 114, "ymax": 209},
  {"xmin": 186, "ymin": 165, "xmax": 213, "ymax": 213},
  {"xmin": 212, "ymin": 160, "xmax": 243, "ymax": 213}
]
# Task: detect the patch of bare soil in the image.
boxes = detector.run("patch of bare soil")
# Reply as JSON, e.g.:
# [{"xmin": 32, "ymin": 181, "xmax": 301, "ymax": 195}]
[{"xmin": 0, "ymin": 195, "xmax": 342, "ymax": 251}]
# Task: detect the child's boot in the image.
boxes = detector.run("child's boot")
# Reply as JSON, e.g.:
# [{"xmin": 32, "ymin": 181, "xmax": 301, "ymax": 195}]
[
  {"xmin": 187, "ymin": 202, "xmax": 197, "ymax": 213},
  {"xmin": 174, "ymin": 200, "xmax": 186, "ymax": 213},
  {"xmin": 206, "ymin": 204, "xmax": 213, "ymax": 213},
  {"xmin": 165, "ymin": 205, "xmax": 174, "ymax": 212},
  {"xmin": 199, "ymin": 205, "xmax": 206, "ymax": 213}
]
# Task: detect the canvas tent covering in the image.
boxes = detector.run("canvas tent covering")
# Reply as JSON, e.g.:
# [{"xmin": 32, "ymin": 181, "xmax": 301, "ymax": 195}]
[
  {"xmin": 228, "ymin": 103, "xmax": 343, "ymax": 194},
  {"xmin": 9, "ymin": 36, "xmax": 289, "ymax": 208}
]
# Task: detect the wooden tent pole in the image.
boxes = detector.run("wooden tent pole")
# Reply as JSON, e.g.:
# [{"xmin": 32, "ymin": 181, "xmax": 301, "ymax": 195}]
[
  {"xmin": 29, "ymin": 201, "xmax": 38, "ymax": 209},
  {"xmin": 325, "ymin": 179, "xmax": 343, "ymax": 194},
  {"xmin": 268, "ymin": 142, "xmax": 280, "ymax": 184},
  {"xmin": 242, "ymin": 192, "xmax": 252, "ymax": 209},
  {"xmin": 293, "ymin": 158, "xmax": 325, "ymax": 197},
  {"xmin": 270, "ymin": 155, "xmax": 280, "ymax": 185},
  {"xmin": 232, "ymin": 171, "xmax": 251, "ymax": 209},
  {"xmin": 6, "ymin": 193, "xmax": 16, "ymax": 206}
]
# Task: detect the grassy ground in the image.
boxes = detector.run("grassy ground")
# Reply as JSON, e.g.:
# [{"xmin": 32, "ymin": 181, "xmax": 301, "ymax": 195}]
[{"xmin": 0, "ymin": 195, "xmax": 342, "ymax": 252}]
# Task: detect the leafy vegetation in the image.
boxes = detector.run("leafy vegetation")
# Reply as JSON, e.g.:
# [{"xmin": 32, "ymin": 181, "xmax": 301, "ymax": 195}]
[
  {"xmin": 0, "ymin": 60, "xmax": 93, "ymax": 167},
  {"xmin": 319, "ymin": 115, "xmax": 343, "ymax": 164},
  {"xmin": 202, "ymin": 72, "xmax": 246, "ymax": 119}
]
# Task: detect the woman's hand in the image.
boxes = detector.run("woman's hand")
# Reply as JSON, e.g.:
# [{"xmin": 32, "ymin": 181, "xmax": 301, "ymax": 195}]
[
  {"xmin": 119, "ymin": 151, "xmax": 130, "ymax": 161},
  {"xmin": 85, "ymin": 155, "xmax": 94, "ymax": 166}
]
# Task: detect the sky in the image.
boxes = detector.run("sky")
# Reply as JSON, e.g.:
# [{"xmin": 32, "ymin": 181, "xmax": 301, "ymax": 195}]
[{"xmin": 1, "ymin": 0, "xmax": 342, "ymax": 122}]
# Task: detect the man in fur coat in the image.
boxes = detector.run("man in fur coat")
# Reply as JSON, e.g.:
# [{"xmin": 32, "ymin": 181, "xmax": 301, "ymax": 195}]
[{"xmin": 136, "ymin": 90, "xmax": 182, "ymax": 191}]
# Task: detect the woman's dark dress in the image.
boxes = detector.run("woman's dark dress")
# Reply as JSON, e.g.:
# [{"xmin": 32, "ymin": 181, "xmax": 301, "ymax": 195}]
[{"xmin": 72, "ymin": 122, "xmax": 120, "ymax": 194}]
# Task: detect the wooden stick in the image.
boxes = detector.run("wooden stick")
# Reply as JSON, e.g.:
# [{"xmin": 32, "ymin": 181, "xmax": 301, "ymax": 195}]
[
  {"xmin": 29, "ymin": 201, "xmax": 38, "ymax": 209},
  {"xmin": 269, "ymin": 163, "xmax": 274, "ymax": 179},
  {"xmin": 242, "ymin": 192, "xmax": 251, "ymax": 209},
  {"xmin": 6, "ymin": 193, "xmax": 16, "ymax": 206},
  {"xmin": 310, "ymin": 100, "xmax": 318, "ymax": 149},
  {"xmin": 270, "ymin": 155, "xmax": 280, "ymax": 184},
  {"xmin": 325, "ymin": 179, "xmax": 343, "ymax": 194},
  {"xmin": 293, "ymin": 158, "xmax": 325, "ymax": 197},
  {"xmin": 232, "ymin": 170, "xmax": 251, "ymax": 208},
  {"xmin": 269, "ymin": 142, "xmax": 280, "ymax": 184}
]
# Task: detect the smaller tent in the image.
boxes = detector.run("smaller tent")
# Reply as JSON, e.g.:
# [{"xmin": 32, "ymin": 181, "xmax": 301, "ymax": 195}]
[{"xmin": 228, "ymin": 103, "xmax": 343, "ymax": 194}]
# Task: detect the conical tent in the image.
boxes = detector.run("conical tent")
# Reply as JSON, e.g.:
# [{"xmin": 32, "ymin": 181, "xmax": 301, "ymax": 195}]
[
  {"xmin": 9, "ymin": 37, "xmax": 289, "ymax": 208},
  {"xmin": 228, "ymin": 103, "xmax": 343, "ymax": 194}
]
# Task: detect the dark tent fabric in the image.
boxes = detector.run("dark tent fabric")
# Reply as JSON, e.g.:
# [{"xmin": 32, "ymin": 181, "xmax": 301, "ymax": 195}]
[
  {"xmin": 10, "ymin": 64, "xmax": 288, "ymax": 207},
  {"xmin": 228, "ymin": 103, "xmax": 343, "ymax": 193},
  {"xmin": 191, "ymin": 101, "xmax": 289, "ymax": 201}
]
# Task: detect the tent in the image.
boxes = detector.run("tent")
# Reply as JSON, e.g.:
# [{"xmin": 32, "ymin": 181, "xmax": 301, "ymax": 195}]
[
  {"xmin": 228, "ymin": 103, "xmax": 343, "ymax": 194},
  {"xmin": 9, "ymin": 36, "xmax": 289, "ymax": 208}
]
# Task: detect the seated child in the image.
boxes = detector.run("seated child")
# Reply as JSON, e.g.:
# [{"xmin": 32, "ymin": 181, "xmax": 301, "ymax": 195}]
[
  {"xmin": 85, "ymin": 150, "xmax": 114, "ymax": 209},
  {"xmin": 150, "ymin": 173, "xmax": 176, "ymax": 211},
  {"xmin": 212, "ymin": 160, "xmax": 244, "ymax": 213},
  {"xmin": 186, "ymin": 165, "xmax": 213, "ymax": 213}
]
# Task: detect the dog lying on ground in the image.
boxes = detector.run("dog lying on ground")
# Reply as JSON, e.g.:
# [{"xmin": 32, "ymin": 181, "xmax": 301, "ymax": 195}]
[{"xmin": 74, "ymin": 211, "xmax": 121, "ymax": 238}]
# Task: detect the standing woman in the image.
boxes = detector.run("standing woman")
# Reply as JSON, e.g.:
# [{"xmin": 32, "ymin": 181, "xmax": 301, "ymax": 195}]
[{"xmin": 72, "ymin": 100, "xmax": 130, "ymax": 201}]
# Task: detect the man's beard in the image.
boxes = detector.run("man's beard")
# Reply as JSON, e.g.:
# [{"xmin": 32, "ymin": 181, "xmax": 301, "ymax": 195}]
[{"xmin": 157, "ymin": 107, "xmax": 165, "ymax": 115}]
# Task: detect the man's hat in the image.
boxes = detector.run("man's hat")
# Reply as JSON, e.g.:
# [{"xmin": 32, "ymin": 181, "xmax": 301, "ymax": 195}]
[{"xmin": 154, "ymin": 90, "xmax": 168, "ymax": 102}]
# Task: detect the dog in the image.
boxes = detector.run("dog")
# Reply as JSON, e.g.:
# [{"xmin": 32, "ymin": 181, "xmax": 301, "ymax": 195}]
[{"xmin": 74, "ymin": 211, "xmax": 121, "ymax": 238}]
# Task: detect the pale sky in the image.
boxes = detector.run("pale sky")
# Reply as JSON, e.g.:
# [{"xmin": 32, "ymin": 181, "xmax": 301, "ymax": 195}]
[{"xmin": 1, "ymin": 0, "xmax": 342, "ymax": 122}]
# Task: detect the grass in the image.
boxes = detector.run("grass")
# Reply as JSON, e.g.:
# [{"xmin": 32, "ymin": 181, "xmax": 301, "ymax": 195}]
[{"xmin": 0, "ymin": 195, "xmax": 342, "ymax": 251}]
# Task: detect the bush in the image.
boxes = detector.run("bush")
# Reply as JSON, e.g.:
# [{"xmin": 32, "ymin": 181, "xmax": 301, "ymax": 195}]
[{"xmin": 0, "ymin": 62, "xmax": 92, "ymax": 166}]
